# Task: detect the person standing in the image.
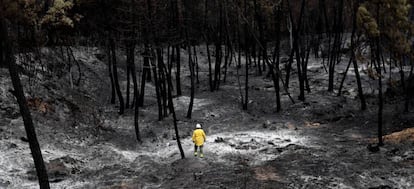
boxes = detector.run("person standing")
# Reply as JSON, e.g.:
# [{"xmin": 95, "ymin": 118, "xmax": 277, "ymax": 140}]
[{"xmin": 192, "ymin": 123, "xmax": 206, "ymax": 158}]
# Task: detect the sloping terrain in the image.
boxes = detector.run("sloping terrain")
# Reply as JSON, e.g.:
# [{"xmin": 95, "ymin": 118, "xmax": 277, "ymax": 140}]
[{"xmin": 0, "ymin": 46, "xmax": 414, "ymax": 188}]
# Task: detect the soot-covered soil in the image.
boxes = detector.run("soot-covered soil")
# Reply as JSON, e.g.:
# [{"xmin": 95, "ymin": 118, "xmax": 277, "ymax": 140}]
[{"xmin": 0, "ymin": 46, "xmax": 414, "ymax": 189}]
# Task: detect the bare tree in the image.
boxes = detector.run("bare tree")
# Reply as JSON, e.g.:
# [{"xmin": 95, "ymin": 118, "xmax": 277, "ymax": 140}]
[{"xmin": 1, "ymin": 19, "xmax": 50, "ymax": 189}]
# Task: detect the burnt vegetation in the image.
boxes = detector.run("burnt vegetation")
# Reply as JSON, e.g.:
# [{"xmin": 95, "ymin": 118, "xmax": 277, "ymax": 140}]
[{"xmin": 1, "ymin": 0, "xmax": 414, "ymax": 188}]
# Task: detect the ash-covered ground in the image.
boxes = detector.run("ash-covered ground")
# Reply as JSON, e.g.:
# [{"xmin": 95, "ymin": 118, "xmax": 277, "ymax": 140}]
[{"xmin": 0, "ymin": 46, "xmax": 414, "ymax": 189}]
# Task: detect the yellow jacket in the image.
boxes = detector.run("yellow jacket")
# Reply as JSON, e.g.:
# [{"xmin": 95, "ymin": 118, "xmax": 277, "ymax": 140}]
[{"xmin": 192, "ymin": 129, "xmax": 206, "ymax": 146}]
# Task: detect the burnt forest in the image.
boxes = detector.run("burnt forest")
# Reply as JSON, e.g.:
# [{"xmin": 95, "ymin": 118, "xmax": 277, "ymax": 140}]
[{"xmin": 1, "ymin": 0, "xmax": 414, "ymax": 188}]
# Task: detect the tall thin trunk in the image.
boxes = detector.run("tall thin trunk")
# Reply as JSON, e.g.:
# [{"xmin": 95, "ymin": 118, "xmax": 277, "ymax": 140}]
[
  {"xmin": 206, "ymin": 42, "xmax": 213, "ymax": 91},
  {"xmin": 126, "ymin": 49, "xmax": 131, "ymax": 109},
  {"xmin": 129, "ymin": 46, "xmax": 141, "ymax": 142},
  {"xmin": 161, "ymin": 55, "xmax": 185, "ymax": 159},
  {"xmin": 224, "ymin": 41, "xmax": 233, "ymax": 83},
  {"xmin": 327, "ymin": 31, "xmax": 336, "ymax": 91},
  {"xmin": 375, "ymin": 3, "xmax": 383, "ymax": 146},
  {"xmin": 237, "ymin": 27, "xmax": 242, "ymax": 69},
  {"xmin": 213, "ymin": 0, "xmax": 223, "ymax": 91},
  {"xmin": 204, "ymin": 0, "xmax": 213, "ymax": 91},
  {"xmin": 213, "ymin": 38, "xmax": 222, "ymax": 90},
  {"xmin": 303, "ymin": 43, "xmax": 311, "ymax": 93},
  {"xmin": 376, "ymin": 44, "xmax": 384, "ymax": 146},
  {"xmin": 110, "ymin": 38, "xmax": 125, "ymax": 115},
  {"xmin": 156, "ymin": 48, "xmax": 168, "ymax": 117},
  {"xmin": 223, "ymin": 39, "xmax": 230, "ymax": 83},
  {"xmin": 167, "ymin": 45, "xmax": 175, "ymax": 98},
  {"xmin": 107, "ymin": 41, "xmax": 116, "ymax": 104},
  {"xmin": 139, "ymin": 0, "xmax": 153, "ymax": 107},
  {"xmin": 2, "ymin": 19, "xmax": 50, "ymax": 189},
  {"xmin": 151, "ymin": 52, "xmax": 163, "ymax": 121},
  {"xmin": 244, "ymin": 51, "xmax": 250, "ymax": 110},
  {"xmin": 187, "ymin": 45, "xmax": 195, "ymax": 119},
  {"xmin": 162, "ymin": 55, "xmax": 168, "ymax": 116},
  {"xmin": 328, "ymin": 0, "xmax": 344, "ymax": 92},
  {"xmin": 182, "ymin": 0, "xmax": 195, "ymax": 118},
  {"xmin": 138, "ymin": 47, "xmax": 150, "ymax": 106},
  {"xmin": 134, "ymin": 87, "xmax": 141, "ymax": 142},
  {"xmin": 285, "ymin": 6, "xmax": 294, "ymax": 88},
  {"xmin": 271, "ymin": 4, "xmax": 282, "ymax": 112},
  {"xmin": 287, "ymin": 0, "xmax": 306, "ymax": 101},
  {"xmin": 319, "ymin": 0, "xmax": 330, "ymax": 73},
  {"xmin": 126, "ymin": 39, "xmax": 141, "ymax": 142},
  {"xmin": 223, "ymin": 0, "xmax": 232, "ymax": 83},
  {"xmin": 252, "ymin": 42, "xmax": 259, "ymax": 74},
  {"xmin": 175, "ymin": 46, "xmax": 182, "ymax": 96},
  {"xmin": 174, "ymin": 0, "xmax": 182, "ymax": 96},
  {"xmin": 243, "ymin": 0, "xmax": 249, "ymax": 110},
  {"xmin": 193, "ymin": 46, "xmax": 200, "ymax": 84},
  {"xmin": 253, "ymin": 0, "xmax": 260, "ymax": 75},
  {"xmin": 214, "ymin": 41, "xmax": 222, "ymax": 91},
  {"xmin": 254, "ymin": 0, "xmax": 265, "ymax": 76},
  {"xmin": 350, "ymin": 0, "xmax": 366, "ymax": 110},
  {"xmin": 167, "ymin": 45, "xmax": 172, "ymax": 80},
  {"xmin": 338, "ymin": 55, "xmax": 353, "ymax": 96},
  {"xmin": 285, "ymin": 43, "xmax": 294, "ymax": 89}
]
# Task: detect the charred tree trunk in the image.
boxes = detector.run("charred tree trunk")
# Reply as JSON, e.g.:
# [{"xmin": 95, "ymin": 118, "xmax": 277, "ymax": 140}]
[
  {"xmin": 183, "ymin": 0, "xmax": 195, "ymax": 118},
  {"xmin": 187, "ymin": 45, "xmax": 195, "ymax": 119},
  {"xmin": 134, "ymin": 85, "xmax": 141, "ymax": 142},
  {"xmin": 285, "ymin": 42, "xmax": 294, "ymax": 89},
  {"xmin": 319, "ymin": 0, "xmax": 330, "ymax": 72},
  {"xmin": 139, "ymin": 0, "xmax": 154, "ymax": 107},
  {"xmin": 1, "ymin": 19, "xmax": 50, "ymax": 189},
  {"xmin": 338, "ymin": 55, "xmax": 353, "ymax": 96},
  {"xmin": 213, "ymin": 41, "xmax": 222, "ymax": 91},
  {"xmin": 175, "ymin": 45, "xmax": 182, "ymax": 96},
  {"xmin": 213, "ymin": 38, "xmax": 222, "ymax": 90},
  {"xmin": 173, "ymin": 0, "xmax": 182, "ymax": 97},
  {"xmin": 203, "ymin": 0, "xmax": 213, "ymax": 92},
  {"xmin": 254, "ymin": 0, "xmax": 266, "ymax": 76},
  {"xmin": 138, "ymin": 47, "xmax": 150, "ymax": 106},
  {"xmin": 237, "ymin": 26, "xmax": 242, "ymax": 69},
  {"xmin": 375, "ymin": 42, "xmax": 384, "ymax": 146},
  {"xmin": 107, "ymin": 40, "xmax": 116, "ymax": 104},
  {"xmin": 163, "ymin": 62, "xmax": 185, "ymax": 159},
  {"xmin": 336, "ymin": 0, "xmax": 360, "ymax": 96},
  {"xmin": 287, "ymin": 0, "xmax": 306, "ymax": 101},
  {"xmin": 213, "ymin": 0, "xmax": 223, "ymax": 91},
  {"xmin": 328, "ymin": 0, "xmax": 344, "ymax": 92},
  {"xmin": 350, "ymin": 0, "xmax": 366, "ymax": 110},
  {"xmin": 110, "ymin": 38, "xmax": 125, "ymax": 115},
  {"xmin": 156, "ymin": 48, "xmax": 168, "ymax": 117},
  {"xmin": 271, "ymin": 5, "xmax": 282, "ymax": 112},
  {"xmin": 126, "ymin": 59, "xmax": 131, "ymax": 109},
  {"xmin": 243, "ymin": 0, "xmax": 249, "ymax": 110},
  {"xmin": 194, "ymin": 46, "xmax": 200, "ymax": 84},
  {"xmin": 151, "ymin": 51, "xmax": 163, "ymax": 121},
  {"xmin": 207, "ymin": 42, "xmax": 213, "ymax": 91},
  {"xmin": 303, "ymin": 43, "xmax": 311, "ymax": 93},
  {"xmin": 222, "ymin": 1, "xmax": 232, "ymax": 83},
  {"xmin": 374, "ymin": 3, "xmax": 383, "ymax": 146},
  {"xmin": 129, "ymin": 46, "xmax": 141, "ymax": 142},
  {"xmin": 223, "ymin": 38, "xmax": 230, "ymax": 83}
]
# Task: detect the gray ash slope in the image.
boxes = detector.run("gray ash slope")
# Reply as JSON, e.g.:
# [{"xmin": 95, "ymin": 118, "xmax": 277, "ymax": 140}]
[{"xmin": 0, "ymin": 46, "xmax": 414, "ymax": 188}]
